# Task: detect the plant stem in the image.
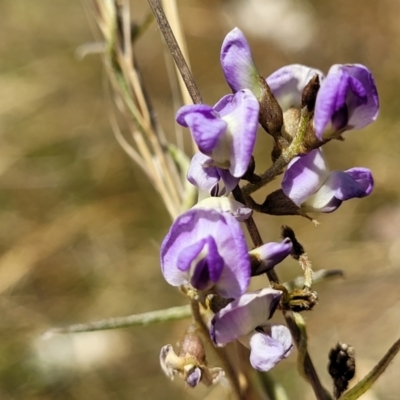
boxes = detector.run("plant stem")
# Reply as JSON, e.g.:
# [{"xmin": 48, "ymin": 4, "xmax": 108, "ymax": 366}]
[
  {"xmin": 190, "ymin": 300, "xmax": 243, "ymax": 400},
  {"xmin": 233, "ymin": 186, "xmax": 330, "ymax": 400}
]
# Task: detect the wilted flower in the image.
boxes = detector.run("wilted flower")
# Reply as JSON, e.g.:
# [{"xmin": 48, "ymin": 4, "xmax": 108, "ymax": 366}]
[
  {"xmin": 160, "ymin": 325, "xmax": 224, "ymax": 388},
  {"xmin": 210, "ymin": 288, "xmax": 293, "ymax": 371},
  {"xmin": 176, "ymin": 90, "xmax": 259, "ymax": 178},
  {"xmin": 281, "ymin": 148, "xmax": 373, "ymax": 213}
]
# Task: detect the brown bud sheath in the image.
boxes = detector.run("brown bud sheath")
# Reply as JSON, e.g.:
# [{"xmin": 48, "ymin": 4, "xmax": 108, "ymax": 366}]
[
  {"xmin": 301, "ymin": 74, "xmax": 320, "ymax": 112},
  {"xmin": 257, "ymin": 76, "xmax": 284, "ymax": 139}
]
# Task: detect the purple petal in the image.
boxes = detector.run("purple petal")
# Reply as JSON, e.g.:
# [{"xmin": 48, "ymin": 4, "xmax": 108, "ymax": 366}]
[
  {"xmin": 177, "ymin": 239, "xmax": 207, "ymax": 272},
  {"xmin": 343, "ymin": 167, "xmax": 374, "ymax": 198},
  {"xmin": 303, "ymin": 168, "xmax": 374, "ymax": 212},
  {"xmin": 214, "ymin": 90, "xmax": 259, "ymax": 177},
  {"xmin": 314, "ymin": 64, "xmax": 379, "ymax": 140},
  {"xmin": 281, "ymin": 149, "xmax": 329, "ymax": 206},
  {"xmin": 343, "ymin": 64, "xmax": 379, "ymax": 129},
  {"xmin": 210, "ymin": 288, "xmax": 282, "ymax": 345},
  {"xmin": 161, "ymin": 207, "xmax": 250, "ymax": 298},
  {"xmin": 187, "ymin": 153, "xmax": 239, "ymax": 196},
  {"xmin": 220, "ymin": 28, "xmax": 261, "ymax": 96},
  {"xmin": 247, "ymin": 325, "xmax": 293, "ymax": 371},
  {"xmin": 266, "ymin": 64, "xmax": 324, "ymax": 111},
  {"xmin": 186, "ymin": 367, "xmax": 202, "ymax": 387},
  {"xmin": 187, "ymin": 153, "xmax": 221, "ymax": 195},
  {"xmin": 176, "ymin": 105, "xmax": 227, "ymax": 154},
  {"xmin": 251, "ymin": 238, "xmax": 293, "ymax": 274},
  {"xmin": 190, "ymin": 236, "xmax": 224, "ymax": 290}
]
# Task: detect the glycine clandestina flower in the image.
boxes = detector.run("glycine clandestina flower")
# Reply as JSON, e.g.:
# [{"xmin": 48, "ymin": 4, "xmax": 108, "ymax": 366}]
[
  {"xmin": 160, "ymin": 197, "xmax": 293, "ymax": 298},
  {"xmin": 267, "ymin": 64, "xmax": 379, "ymax": 140},
  {"xmin": 281, "ymin": 148, "xmax": 374, "ymax": 213},
  {"xmin": 220, "ymin": 27, "xmax": 379, "ymax": 141},
  {"xmin": 160, "ymin": 197, "xmax": 252, "ymax": 298},
  {"xmin": 210, "ymin": 288, "xmax": 293, "ymax": 371},
  {"xmin": 176, "ymin": 89, "xmax": 259, "ymax": 180}
]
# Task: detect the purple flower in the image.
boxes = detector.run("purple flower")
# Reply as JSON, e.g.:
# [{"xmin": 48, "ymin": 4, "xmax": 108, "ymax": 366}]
[
  {"xmin": 176, "ymin": 90, "xmax": 259, "ymax": 178},
  {"xmin": 314, "ymin": 64, "xmax": 379, "ymax": 140},
  {"xmin": 281, "ymin": 148, "xmax": 374, "ymax": 213},
  {"xmin": 210, "ymin": 288, "xmax": 293, "ymax": 371},
  {"xmin": 220, "ymin": 28, "xmax": 262, "ymax": 97},
  {"xmin": 187, "ymin": 152, "xmax": 239, "ymax": 197},
  {"xmin": 267, "ymin": 64, "xmax": 379, "ymax": 140},
  {"xmin": 160, "ymin": 198, "xmax": 252, "ymax": 298}
]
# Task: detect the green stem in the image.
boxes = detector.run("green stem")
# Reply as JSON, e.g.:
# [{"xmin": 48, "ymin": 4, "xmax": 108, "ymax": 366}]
[
  {"xmin": 338, "ymin": 337, "xmax": 400, "ymax": 400},
  {"xmin": 190, "ymin": 300, "xmax": 243, "ymax": 400}
]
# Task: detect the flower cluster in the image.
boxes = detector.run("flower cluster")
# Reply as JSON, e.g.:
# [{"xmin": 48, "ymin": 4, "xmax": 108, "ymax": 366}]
[{"xmin": 159, "ymin": 27, "xmax": 378, "ymax": 389}]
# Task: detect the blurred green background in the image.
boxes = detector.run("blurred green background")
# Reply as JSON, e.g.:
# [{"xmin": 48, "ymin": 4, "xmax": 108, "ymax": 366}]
[{"xmin": 1, "ymin": 0, "xmax": 400, "ymax": 399}]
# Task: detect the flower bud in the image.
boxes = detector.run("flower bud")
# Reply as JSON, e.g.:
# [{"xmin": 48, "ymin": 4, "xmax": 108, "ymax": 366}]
[{"xmin": 328, "ymin": 342, "xmax": 356, "ymax": 399}]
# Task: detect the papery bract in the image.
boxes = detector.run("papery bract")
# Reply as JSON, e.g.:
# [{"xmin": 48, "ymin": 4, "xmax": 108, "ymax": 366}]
[
  {"xmin": 176, "ymin": 90, "xmax": 259, "ymax": 178},
  {"xmin": 160, "ymin": 198, "xmax": 251, "ymax": 298},
  {"xmin": 281, "ymin": 148, "xmax": 373, "ymax": 213}
]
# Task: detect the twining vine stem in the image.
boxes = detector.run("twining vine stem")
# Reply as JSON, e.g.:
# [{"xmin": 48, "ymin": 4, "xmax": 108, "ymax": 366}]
[{"xmin": 147, "ymin": 1, "xmax": 330, "ymax": 399}]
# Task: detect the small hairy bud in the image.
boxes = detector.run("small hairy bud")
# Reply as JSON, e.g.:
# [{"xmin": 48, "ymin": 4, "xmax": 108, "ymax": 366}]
[
  {"xmin": 328, "ymin": 342, "xmax": 356, "ymax": 399},
  {"xmin": 272, "ymin": 284, "xmax": 318, "ymax": 312},
  {"xmin": 301, "ymin": 74, "xmax": 320, "ymax": 112}
]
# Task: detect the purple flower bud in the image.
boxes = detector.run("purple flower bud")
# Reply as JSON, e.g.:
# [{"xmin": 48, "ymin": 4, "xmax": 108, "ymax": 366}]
[
  {"xmin": 314, "ymin": 64, "xmax": 379, "ymax": 140},
  {"xmin": 282, "ymin": 148, "xmax": 374, "ymax": 213},
  {"xmin": 160, "ymin": 198, "xmax": 251, "ymax": 298},
  {"xmin": 220, "ymin": 28, "xmax": 262, "ymax": 96},
  {"xmin": 176, "ymin": 90, "xmax": 259, "ymax": 178},
  {"xmin": 249, "ymin": 238, "xmax": 293, "ymax": 275}
]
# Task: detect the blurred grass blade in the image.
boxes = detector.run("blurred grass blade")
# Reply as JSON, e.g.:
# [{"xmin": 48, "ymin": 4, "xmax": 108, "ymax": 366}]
[{"xmin": 43, "ymin": 305, "xmax": 192, "ymax": 337}]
